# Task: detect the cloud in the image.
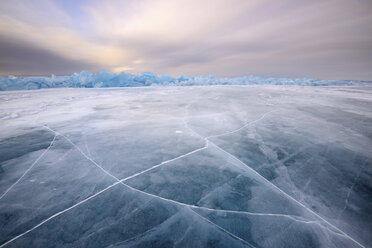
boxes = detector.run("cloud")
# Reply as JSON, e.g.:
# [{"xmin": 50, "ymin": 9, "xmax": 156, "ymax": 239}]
[
  {"xmin": 0, "ymin": 36, "xmax": 99, "ymax": 76},
  {"xmin": 0, "ymin": 0, "xmax": 371, "ymax": 80}
]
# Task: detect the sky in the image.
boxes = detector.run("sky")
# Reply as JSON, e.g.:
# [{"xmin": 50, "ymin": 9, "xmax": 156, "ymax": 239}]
[{"xmin": 0, "ymin": 0, "xmax": 371, "ymax": 80}]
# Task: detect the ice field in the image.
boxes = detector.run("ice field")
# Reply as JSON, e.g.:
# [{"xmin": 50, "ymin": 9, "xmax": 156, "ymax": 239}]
[{"xmin": 0, "ymin": 85, "xmax": 371, "ymax": 247}]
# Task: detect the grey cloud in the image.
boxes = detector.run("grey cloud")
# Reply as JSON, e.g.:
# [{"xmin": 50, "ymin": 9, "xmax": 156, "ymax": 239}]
[
  {"xmin": 1, "ymin": 0, "xmax": 372, "ymax": 80},
  {"xmin": 112, "ymin": 0, "xmax": 372, "ymax": 80},
  {"xmin": 0, "ymin": 37, "xmax": 101, "ymax": 76}
]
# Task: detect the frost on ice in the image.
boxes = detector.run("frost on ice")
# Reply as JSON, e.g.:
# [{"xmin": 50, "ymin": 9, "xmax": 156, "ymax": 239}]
[{"xmin": 0, "ymin": 85, "xmax": 371, "ymax": 247}]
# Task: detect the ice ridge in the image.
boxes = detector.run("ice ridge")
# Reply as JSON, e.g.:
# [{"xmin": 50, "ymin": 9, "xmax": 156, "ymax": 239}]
[{"xmin": 0, "ymin": 70, "xmax": 369, "ymax": 91}]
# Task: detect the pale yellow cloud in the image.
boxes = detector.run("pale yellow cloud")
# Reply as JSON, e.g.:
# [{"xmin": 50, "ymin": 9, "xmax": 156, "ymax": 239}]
[
  {"xmin": 0, "ymin": 0, "xmax": 371, "ymax": 79},
  {"xmin": 0, "ymin": 20, "xmax": 127, "ymax": 65},
  {"xmin": 84, "ymin": 0, "xmax": 260, "ymax": 42},
  {"xmin": 0, "ymin": 0, "xmax": 131, "ymax": 69},
  {"xmin": 112, "ymin": 66, "xmax": 135, "ymax": 73}
]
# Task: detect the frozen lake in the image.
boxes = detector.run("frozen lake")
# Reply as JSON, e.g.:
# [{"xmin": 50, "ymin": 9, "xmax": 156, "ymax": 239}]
[{"xmin": 0, "ymin": 85, "xmax": 371, "ymax": 247}]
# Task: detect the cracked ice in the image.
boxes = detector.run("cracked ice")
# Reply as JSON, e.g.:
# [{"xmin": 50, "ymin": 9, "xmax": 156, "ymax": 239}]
[{"xmin": 0, "ymin": 85, "xmax": 371, "ymax": 248}]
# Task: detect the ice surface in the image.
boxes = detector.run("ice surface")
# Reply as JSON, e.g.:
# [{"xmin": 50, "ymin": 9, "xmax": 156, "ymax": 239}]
[
  {"xmin": 0, "ymin": 85, "xmax": 371, "ymax": 247},
  {"xmin": 0, "ymin": 70, "xmax": 370, "ymax": 91}
]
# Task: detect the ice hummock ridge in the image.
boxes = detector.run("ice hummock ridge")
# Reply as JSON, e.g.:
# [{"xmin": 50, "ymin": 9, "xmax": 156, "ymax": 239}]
[{"xmin": 0, "ymin": 70, "xmax": 369, "ymax": 91}]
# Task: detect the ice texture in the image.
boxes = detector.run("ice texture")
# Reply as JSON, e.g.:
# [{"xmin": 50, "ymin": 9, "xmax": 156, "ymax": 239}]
[
  {"xmin": 0, "ymin": 70, "xmax": 370, "ymax": 91},
  {"xmin": 0, "ymin": 85, "xmax": 371, "ymax": 247}
]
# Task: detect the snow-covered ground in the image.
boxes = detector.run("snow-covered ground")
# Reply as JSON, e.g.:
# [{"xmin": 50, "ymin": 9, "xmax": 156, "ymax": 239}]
[{"xmin": 0, "ymin": 85, "xmax": 371, "ymax": 247}]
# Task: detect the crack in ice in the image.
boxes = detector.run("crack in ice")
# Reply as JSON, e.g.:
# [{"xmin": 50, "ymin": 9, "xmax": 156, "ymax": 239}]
[
  {"xmin": 210, "ymin": 143, "xmax": 366, "ymax": 248},
  {"xmin": 0, "ymin": 182, "xmax": 120, "ymax": 248},
  {"xmin": 338, "ymin": 159, "xmax": 368, "ymax": 220},
  {"xmin": 206, "ymin": 110, "xmax": 277, "ymax": 139},
  {"xmin": 118, "ymin": 180, "xmax": 346, "ymax": 239},
  {"xmin": 1, "ymin": 121, "xmax": 328, "ymax": 247},
  {"xmin": 190, "ymin": 209, "xmax": 256, "ymax": 248},
  {"xmin": 84, "ymin": 135, "xmax": 92, "ymax": 158},
  {"xmin": 122, "ymin": 142, "xmax": 209, "ymax": 182},
  {"xmin": 184, "ymin": 109, "xmax": 365, "ymax": 248},
  {"xmin": 43, "ymin": 126, "xmax": 123, "ymax": 183},
  {"xmin": 1, "ymin": 109, "xmax": 363, "ymax": 247},
  {"xmin": 0, "ymin": 126, "xmax": 209, "ymax": 247},
  {"xmin": 0, "ymin": 134, "xmax": 57, "ymax": 201}
]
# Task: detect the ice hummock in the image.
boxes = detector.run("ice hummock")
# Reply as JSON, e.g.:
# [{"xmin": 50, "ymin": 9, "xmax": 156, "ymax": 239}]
[{"xmin": 0, "ymin": 70, "xmax": 369, "ymax": 91}]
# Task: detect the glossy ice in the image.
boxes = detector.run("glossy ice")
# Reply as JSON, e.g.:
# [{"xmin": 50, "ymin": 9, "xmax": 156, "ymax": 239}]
[{"xmin": 0, "ymin": 85, "xmax": 371, "ymax": 247}]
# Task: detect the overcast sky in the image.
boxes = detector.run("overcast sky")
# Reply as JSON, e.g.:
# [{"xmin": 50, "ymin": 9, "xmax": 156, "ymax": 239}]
[{"xmin": 0, "ymin": 0, "xmax": 371, "ymax": 80}]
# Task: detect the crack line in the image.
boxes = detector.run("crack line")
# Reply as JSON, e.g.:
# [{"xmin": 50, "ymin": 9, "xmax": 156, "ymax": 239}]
[
  {"xmin": 210, "ymin": 143, "xmax": 365, "ymax": 248},
  {"xmin": 338, "ymin": 159, "xmax": 368, "ymax": 220},
  {"xmin": 0, "ymin": 134, "xmax": 57, "ymax": 200},
  {"xmin": 1, "ymin": 109, "xmax": 357, "ymax": 247},
  {"xmin": 0, "ymin": 182, "xmax": 120, "ymax": 248},
  {"xmin": 43, "ymin": 125, "xmax": 123, "ymax": 183},
  {"xmin": 184, "ymin": 109, "xmax": 365, "ymax": 248},
  {"xmin": 122, "ymin": 142, "xmax": 209, "ymax": 182},
  {"xmin": 0, "ymin": 126, "xmax": 208, "ymax": 247},
  {"xmin": 118, "ymin": 181, "xmax": 345, "ymax": 238},
  {"xmin": 206, "ymin": 110, "xmax": 277, "ymax": 139},
  {"xmin": 1, "ymin": 122, "xmax": 329, "ymax": 247},
  {"xmin": 190, "ymin": 209, "xmax": 256, "ymax": 248}
]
